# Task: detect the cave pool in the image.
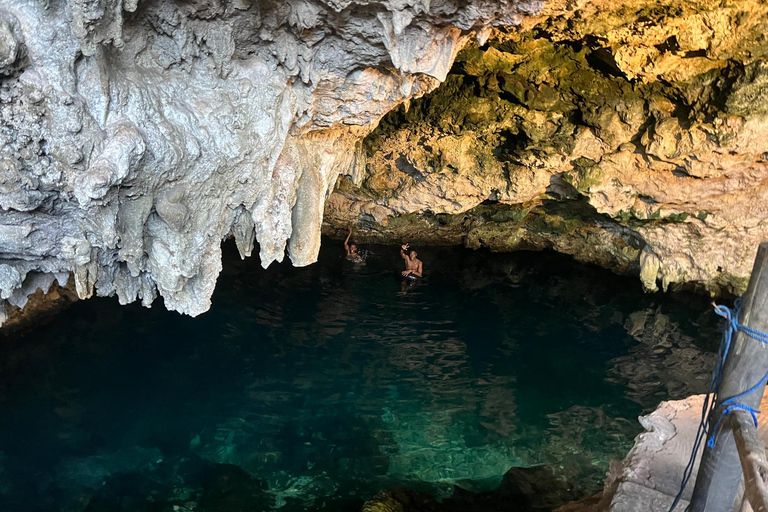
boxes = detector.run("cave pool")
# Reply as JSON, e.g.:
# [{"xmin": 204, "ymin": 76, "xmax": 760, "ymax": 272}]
[{"xmin": 0, "ymin": 240, "xmax": 722, "ymax": 512}]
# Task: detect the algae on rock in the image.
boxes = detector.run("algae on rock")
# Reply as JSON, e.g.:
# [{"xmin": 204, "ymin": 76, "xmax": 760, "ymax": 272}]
[{"xmin": 325, "ymin": 0, "xmax": 768, "ymax": 295}]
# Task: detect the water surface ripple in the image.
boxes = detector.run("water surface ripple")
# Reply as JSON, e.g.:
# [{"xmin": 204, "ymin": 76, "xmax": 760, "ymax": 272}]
[{"xmin": 0, "ymin": 241, "xmax": 720, "ymax": 511}]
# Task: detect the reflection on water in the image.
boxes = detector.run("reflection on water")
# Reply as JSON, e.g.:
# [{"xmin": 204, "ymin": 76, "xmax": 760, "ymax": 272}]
[{"xmin": 0, "ymin": 240, "xmax": 721, "ymax": 512}]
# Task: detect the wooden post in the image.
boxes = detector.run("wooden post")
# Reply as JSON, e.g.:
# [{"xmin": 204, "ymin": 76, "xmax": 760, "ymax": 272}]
[
  {"xmin": 690, "ymin": 242, "xmax": 768, "ymax": 511},
  {"xmin": 731, "ymin": 409, "xmax": 768, "ymax": 512}
]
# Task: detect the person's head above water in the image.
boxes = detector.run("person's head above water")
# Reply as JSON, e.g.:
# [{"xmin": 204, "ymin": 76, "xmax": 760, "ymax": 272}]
[
  {"xmin": 400, "ymin": 243, "xmax": 423, "ymax": 277},
  {"xmin": 345, "ymin": 227, "xmax": 363, "ymax": 259}
]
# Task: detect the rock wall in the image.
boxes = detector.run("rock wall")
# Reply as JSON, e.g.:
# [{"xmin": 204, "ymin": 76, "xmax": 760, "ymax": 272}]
[
  {"xmin": 325, "ymin": 0, "xmax": 768, "ymax": 296},
  {"xmin": 3, "ymin": 0, "xmax": 767, "ymax": 322},
  {"xmin": 0, "ymin": 0, "xmax": 541, "ymax": 322}
]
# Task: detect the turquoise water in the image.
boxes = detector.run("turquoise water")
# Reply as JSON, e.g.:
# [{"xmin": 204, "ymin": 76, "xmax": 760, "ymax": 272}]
[{"xmin": 0, "ymin": 241, "xmax": 720, "ymax": 512}]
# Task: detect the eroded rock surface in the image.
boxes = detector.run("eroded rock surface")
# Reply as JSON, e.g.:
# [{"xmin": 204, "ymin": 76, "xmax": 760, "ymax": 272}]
[
  {"xmin": 0, "ymin": 276, "xmax": 78, "ymax": 331},
  {"xmin": 325, "ymin": 0, "xmax": 768, "ymax": 296},
  {"xmin": 4, "ymin": 0, "xmax": 768, "ymax": 321},
  {"xmin": 585, "ymin": 392, "xmax": 768, "ymax": 512},
  {"xmin": 0, "ymin": 0, "xmax": 540, "ymax": 321}
]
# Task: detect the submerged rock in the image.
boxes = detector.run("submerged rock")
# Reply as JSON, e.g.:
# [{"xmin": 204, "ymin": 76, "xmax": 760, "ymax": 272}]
[
  {"xmin": 381, "ymin": 407, "xmax": 523, "ymax": 493},
  {"xmin": 362, "ymin": 488, "xmax": 443, "ymax": 512},
  {"xmin": 55, "ymin": 446, "xmax": 164, "ymax": 490},
  {"xmin": 361, "ymin": 393, "xmax": 768, "ymax": 512},
  {"xmin": 361, "ymin": 465, "xmax": 584, "ymax": 512},
  {"xmin": 54, "ymin": 455, "xmax": 272, "ymax": 512}
]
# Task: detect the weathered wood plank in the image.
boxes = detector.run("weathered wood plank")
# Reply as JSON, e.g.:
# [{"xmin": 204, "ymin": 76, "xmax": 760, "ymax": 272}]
[{"xmin": 732, "ymin": 409, "xmax": 768, "ymax": 512}]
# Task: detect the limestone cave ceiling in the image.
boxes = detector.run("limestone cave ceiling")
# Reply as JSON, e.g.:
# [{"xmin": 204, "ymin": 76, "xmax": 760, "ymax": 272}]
[
  {"xmin": 326, "ymin": 0, "xmax": 768, "ymax": 297},
  {"xmin": 0, "ymin": 0, "xmax": 767, "ymax": 323}
]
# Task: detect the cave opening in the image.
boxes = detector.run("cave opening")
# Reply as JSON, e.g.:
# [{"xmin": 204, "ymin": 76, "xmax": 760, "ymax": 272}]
[{"xmin": 2, "ymin": 0, "xmax": 767, "ymax": 510}]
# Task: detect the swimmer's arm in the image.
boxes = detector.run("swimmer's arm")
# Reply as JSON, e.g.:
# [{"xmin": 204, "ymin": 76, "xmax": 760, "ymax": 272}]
[
  {"xmin": 344, "ymin": 228, "xmax": 352, "ymax": 255},
  {"xmin": 400, "ymin": 244, "xmax": 409, "ymax": 259},
  {"xmin": 413, "ymin": 261, "xmax": 423, "ymax": 277}
]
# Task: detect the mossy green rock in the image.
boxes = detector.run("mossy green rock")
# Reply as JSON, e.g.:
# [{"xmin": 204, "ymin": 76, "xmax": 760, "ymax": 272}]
[{"xmin": 326, "ymin": 0, "xmax": 768, "ymax": 297}]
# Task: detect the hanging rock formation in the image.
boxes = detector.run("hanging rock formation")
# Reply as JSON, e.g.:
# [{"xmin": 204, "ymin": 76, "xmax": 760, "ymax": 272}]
[
  {"xmin": 3, "ymin": 0, "xmax": 768, "ymax": 322},
  {"xmin": 324, "ymin": 0, "xmax": 768, "ymax": 296},
  {"xmin": 0, "ymin": 0, "xmax": 541, "ymax": 322}
]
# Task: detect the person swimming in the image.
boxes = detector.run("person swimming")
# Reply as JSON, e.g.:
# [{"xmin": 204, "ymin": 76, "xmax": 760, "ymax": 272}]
[
  {"xmin": 344, "ymin": 227, "xmax": 364, "ymax": 262},
  {"xmin": 399, "ymin": 243, "xmax": 422, "ymax": 278}
]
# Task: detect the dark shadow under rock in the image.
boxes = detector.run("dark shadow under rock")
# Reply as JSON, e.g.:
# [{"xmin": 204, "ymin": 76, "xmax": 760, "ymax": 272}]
[
  {"xmin": 69, "ymin": 456, "xmax": 271, "ymax": 512},
  {"xmin": 1, "ymin": 279, "xmax": 78, "ymax": 334},
  {"xmin": 361, "ymin": 466, "xmax": 585, "ymax": 512}
]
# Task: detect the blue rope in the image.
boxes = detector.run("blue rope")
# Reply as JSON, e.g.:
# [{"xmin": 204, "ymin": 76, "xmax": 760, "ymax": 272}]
[
  {"xmin": 667, "ymin": 298, "xmax": 768, "ymax": 511},
  {"xmin": 707, "ymin": 403, "xmax": 760, "ymax": 449}
]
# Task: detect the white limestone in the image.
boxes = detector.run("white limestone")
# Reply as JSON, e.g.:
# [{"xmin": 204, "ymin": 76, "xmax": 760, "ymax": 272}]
[{"xmin": 0, "ymin": 0, "xmax": 541, "ymax": 321}]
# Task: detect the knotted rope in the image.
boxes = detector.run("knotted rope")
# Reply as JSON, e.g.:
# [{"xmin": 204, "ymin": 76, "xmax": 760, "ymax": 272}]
[{"xmin": 668, "ymin": 298, "xmax": 768, "ymax": 511}]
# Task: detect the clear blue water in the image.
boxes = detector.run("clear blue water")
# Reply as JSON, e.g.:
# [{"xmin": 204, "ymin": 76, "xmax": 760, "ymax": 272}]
[{"xmin": 0, "ymin": 241, "xmax": 720, "ymax": 512}]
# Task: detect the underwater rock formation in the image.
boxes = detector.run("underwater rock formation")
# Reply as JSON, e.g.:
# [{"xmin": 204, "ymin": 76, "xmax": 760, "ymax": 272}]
[
  {"xmin": 356, "ymin": 393, "xmax": 768, "ymax": 512},
  {"xmin": 325, "ymin": 0, "xmax": 768, "ymax": 296},
  {"xmin": 0, "ymin": 0, "xmax": 539, "ymax": 321},
  {"xmin": 359, "ymin": 466, "xmax": 584, "ymax": 512}
]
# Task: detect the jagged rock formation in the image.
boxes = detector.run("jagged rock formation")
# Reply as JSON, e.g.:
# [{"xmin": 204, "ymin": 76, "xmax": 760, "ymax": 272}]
[
  {"xmin": 3, "ymin": 0, "xmax": 768, "ymax": 321},
  {"xmin": 0, "ymin": 0, "xmax": 541, "ymax": 321},
  {"xmin": 325, "ymin": 0, "xmax": 768, "ymax": 296},
  {"xmin": 0, "ymin": 277, "xmax": 77, "ymax": 331},
  {"xmin": 585, "ymin": 392, "xmax": 768, "ymax": 512}
]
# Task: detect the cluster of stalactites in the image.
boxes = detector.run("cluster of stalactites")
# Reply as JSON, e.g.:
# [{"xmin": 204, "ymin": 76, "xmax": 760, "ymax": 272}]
[{"xmin": 0, "ymin": 0, "xmax": 536, "ymax": 323}]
